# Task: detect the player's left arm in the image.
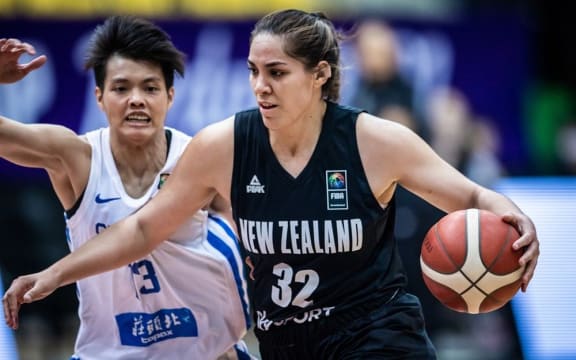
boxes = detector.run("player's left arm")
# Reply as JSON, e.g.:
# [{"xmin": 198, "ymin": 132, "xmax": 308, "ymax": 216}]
[{"xmin": 357, "ymin": 113, "xmax": 539, "ymax": 291}]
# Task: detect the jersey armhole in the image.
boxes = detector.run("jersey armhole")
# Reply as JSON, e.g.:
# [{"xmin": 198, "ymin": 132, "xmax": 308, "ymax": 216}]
[{"xmin": 65, "ymin": 188, "xmax": 86, "ymax": 218}]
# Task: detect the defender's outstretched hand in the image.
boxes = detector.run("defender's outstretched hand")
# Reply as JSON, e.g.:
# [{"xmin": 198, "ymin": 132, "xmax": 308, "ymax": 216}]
[
  {"xmin": 2, "ymin": 270, "xmax": 59, "ymax": 329},
  {"xmin": 0, "ymin": 38, "xmax": 47, "ymax": 84}
]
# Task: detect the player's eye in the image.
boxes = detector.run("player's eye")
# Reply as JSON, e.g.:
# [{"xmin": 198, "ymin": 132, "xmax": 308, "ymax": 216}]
[{"xmin": 270, "ymin": 70, "xmax": 284, "ymax": 77}]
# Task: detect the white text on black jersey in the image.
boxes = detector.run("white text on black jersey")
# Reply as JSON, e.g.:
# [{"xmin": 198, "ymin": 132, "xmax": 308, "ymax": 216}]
[{"xmin": 238, "ymin": 218, "xmax": 363, "ymax": 254}]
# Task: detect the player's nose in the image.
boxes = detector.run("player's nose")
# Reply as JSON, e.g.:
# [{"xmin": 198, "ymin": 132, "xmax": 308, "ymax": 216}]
[{"xmin": 129, "ymin": 89, "xmax": 145, "ymax": 107}]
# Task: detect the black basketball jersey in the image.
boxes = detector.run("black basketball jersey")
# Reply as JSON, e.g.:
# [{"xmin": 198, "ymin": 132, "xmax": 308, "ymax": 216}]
[{"xmin": 231, "ymin": 101, "xmax": 408, "ymax": 333}]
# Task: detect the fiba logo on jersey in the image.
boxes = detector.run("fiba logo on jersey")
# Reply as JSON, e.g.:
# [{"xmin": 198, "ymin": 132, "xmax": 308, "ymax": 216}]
[
  {"xmin": 247, "ymin": 175, "xmax": 265, "ymax": 193},
  {"xmin": 326, "ymin": 170, "xmax": 348, "ymax": 210}
]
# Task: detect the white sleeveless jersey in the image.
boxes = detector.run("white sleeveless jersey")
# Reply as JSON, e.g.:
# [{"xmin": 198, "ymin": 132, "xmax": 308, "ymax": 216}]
[{"xmin": 65, "ymin": 127, "xmax": 251, "ymax": 360}]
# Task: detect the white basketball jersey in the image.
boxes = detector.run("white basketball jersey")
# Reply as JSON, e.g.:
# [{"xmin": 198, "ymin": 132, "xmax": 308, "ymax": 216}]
[{"xmin": 65, "ymin": 127, "xmax": 251, "ymax": 360}]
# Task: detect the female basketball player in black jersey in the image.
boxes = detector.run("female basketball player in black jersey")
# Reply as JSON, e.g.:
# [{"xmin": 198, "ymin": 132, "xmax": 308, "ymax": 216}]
[{"xmin": 5, "ymin": 9, "xmax": 539, "ymax": 359}]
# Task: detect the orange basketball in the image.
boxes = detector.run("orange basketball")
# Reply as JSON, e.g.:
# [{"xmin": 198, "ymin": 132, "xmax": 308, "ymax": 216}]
[{"xmin": 420, "ymin": 208, "xmax": 524, "ymax": 314}]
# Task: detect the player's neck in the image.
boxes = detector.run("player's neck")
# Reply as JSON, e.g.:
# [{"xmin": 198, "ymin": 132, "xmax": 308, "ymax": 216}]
[
  {"xmin": 270, "ymin": 100, "xmax": 326, "ymax": 153},
  {"xmin": 111, "ymin": 133, "xmax": 167, "ymax": 197},
  {"xmin": 269, "ymin": 101, "xmax": 326, "ymax": 178}
]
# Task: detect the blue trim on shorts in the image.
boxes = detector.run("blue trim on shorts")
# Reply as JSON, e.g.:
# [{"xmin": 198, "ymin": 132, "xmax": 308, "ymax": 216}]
[
  {"xmin": 207, "ymin": 214, "xmax": 251, "ymax": 329},
  {"xmin": 234, "ymin": 340, "xmax": 255, "ymax": 360},
  {"xmin": 236, "ymin": 346, "xmax": 254, "ymax": 360}
]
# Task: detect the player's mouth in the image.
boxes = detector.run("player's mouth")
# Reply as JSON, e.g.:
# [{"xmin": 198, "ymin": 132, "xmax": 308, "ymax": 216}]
[
  {"xmin": 125, "ymin": 113, "xmax": 151, "ymax": 124},
  {"xmin": 259, "ymin": 102, "xmax": 277, "ymax": 113}
]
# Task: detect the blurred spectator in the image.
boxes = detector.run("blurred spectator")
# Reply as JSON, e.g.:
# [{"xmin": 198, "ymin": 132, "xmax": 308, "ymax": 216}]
[
  {"xmin": 556, "ymin": 119, "xmax": 576, "ymax": 174},
  {"xmin": 349, "ymin": 18, "xmax": 428, "ymax": 138},
  {"xmin": 427, "ymin": 87, "xmax": 471, "ymax": 169},
  {"xmin": 427, "ymin": 87, "xmax": 506, "ymax": 187},
  {"xmin": 465, "ymin": 117, "xmax": 506, "ymax": 187}
]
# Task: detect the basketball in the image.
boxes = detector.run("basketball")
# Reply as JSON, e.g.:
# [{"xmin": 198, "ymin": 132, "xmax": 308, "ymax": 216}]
[{"xmin": 420, "ymin": 208, "xmax": 524, "ymax": 314}]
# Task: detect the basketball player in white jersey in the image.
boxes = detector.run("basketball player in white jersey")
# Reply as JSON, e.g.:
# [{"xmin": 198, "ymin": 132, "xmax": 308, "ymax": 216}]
[{"xmin": 0, "ymin": 18, "xmax": 253, "ymax": 360}]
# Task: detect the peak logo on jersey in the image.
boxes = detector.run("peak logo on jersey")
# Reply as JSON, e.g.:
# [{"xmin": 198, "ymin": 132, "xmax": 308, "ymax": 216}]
[
  {"xmin": 326, "ymin": 170, "xmax": 348, "ymax": 210},
  {"xmin": 158, "ymin": 173, "xmax": 170, "ymax": 189},
  {"xmin": 95, "ymin": 193, "xmax": 121, "ymax": 204},
  {"xmin": 247, "ymin": 175, "xmax": 265, "ymax": 194}
]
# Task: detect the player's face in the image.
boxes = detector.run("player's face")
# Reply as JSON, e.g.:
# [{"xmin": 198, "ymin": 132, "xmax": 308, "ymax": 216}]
[
  {"xmin": 248, "ymin": 33, "xmax": 322, "ymax": 129},
  {"xmin": 96, "ymin": 55, "xmax": 174, "ymax": 142}
]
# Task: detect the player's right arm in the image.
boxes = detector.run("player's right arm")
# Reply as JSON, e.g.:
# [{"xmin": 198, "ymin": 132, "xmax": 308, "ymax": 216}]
[
  {"xmin": 0, "ymin": 116, "xmax": 78, "ymax": 169},
  {"xmin": 1, "ymin": 39, "xmax": 90, "ymax": 208},
  {"xmin": 2, "ymin": 116, "xmax": 235, "ymax": 329},
  {"xmin": 0, "ymin": 116, "xmax": 91, "ymax": 209},
  {"xmin": 0, "ymin": 38, "xmax": 66, "ymax": 170}
]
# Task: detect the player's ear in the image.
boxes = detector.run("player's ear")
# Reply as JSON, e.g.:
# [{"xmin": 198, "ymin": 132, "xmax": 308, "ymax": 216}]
[
  {"xmin": 167, "ymin": 86, "xmax": 175, "ymax": 109},
  {"xmin": 95, "ymin": 87, "xmax": 104, "ymax": 110},
  {"xmin": 314, "ymin": 61, "xmax": 331, "ymax": 86}
]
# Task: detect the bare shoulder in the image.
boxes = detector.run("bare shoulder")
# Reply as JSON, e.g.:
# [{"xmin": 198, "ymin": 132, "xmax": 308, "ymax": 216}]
[
  {"xmin": 188, "ymin": 116, "xmax": 235, "ymax": 169},
  {"xmin": 48, "ymin": 126, "xmax": 91, "ymax": 169},
  {"xmin": 179, "ymin": 117, "xmax": 235, "ymax": 199},
  {"xmin": 24, "ymin": 122, "xmax": 88, "ymax": 153},
  {"xmin": 59, "ymin": 126, "xmax": 91, "ymax": 151},
  {"xmin": 40, "ymin": 126, "xmax": 91, "ymax": 208},
  {"xmin": 356, "ymin": 112, "xmax": 419, "ymax": 150},
  {"xmin": 193, "ymin": 116, "xmax": 234, "ymax": 145},
  {"xmin": 355, "ymin": 112, "xmax": 433, "ymax": 200}
]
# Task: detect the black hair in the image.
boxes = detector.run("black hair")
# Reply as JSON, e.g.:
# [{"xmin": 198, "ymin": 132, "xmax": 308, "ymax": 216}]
[
  {"xmin": 251, "ymin": 9, "xmax": 342, "ymax": 101},
  {"xmin": 84, "ymin": 16, "xmax": 186, "ymax": 90}
]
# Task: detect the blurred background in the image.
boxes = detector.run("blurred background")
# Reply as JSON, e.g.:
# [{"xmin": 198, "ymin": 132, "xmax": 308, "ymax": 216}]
[{"xmin": 0, "ymin": 0, "xmax": 575, "ymax": 359}]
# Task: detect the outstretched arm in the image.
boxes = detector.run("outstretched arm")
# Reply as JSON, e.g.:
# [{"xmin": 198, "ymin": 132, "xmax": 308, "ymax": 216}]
[
  {"xmin": 0, "ymin": 40, "xmax": 90, "ymax": 207},
  {"xmin": 0, "ymin": 38, "xmax": 84, "ymax": 185},
  {"xmin": 2, "ymin": 117, "xmax": 235, "ymax": 329},
  {"xmin": 0, "ymin": 115, "xmax": 91, "ymax": 209},
  {"xmin": 0, "ymin": 38, "xmax": 47, "ymax": 84}
]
